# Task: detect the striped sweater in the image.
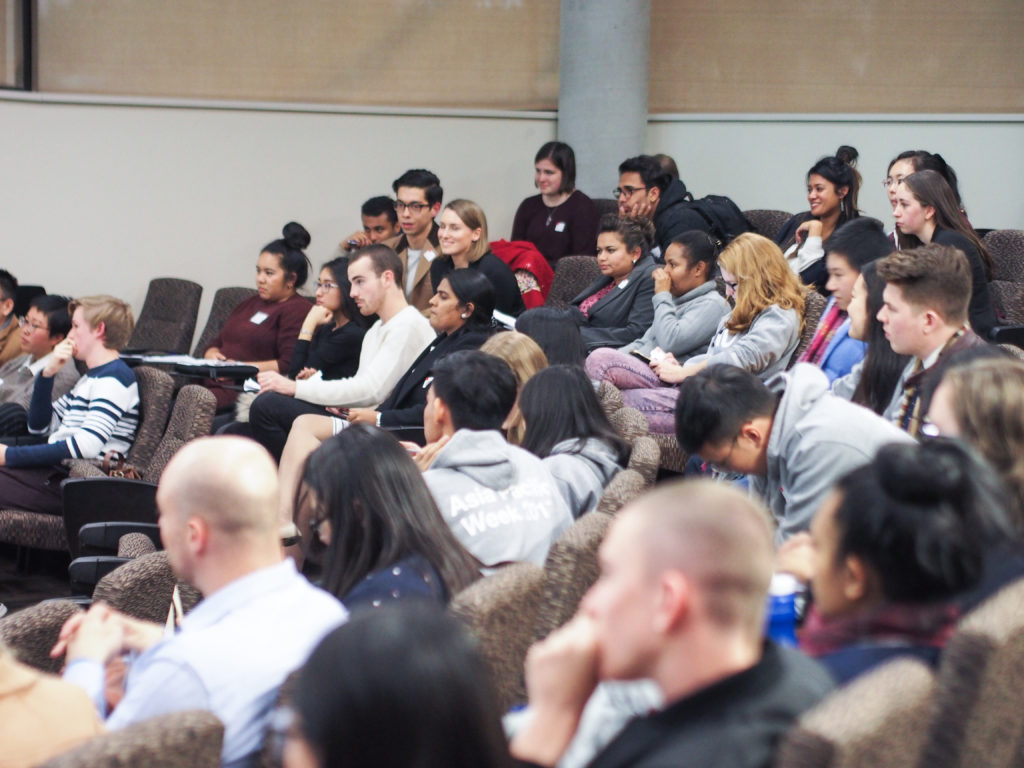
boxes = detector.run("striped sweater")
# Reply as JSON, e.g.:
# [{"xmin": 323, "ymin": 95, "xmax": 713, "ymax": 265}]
[{"xmin": 6, "ymin": 358, "xmax": 140, "ymax": 467}]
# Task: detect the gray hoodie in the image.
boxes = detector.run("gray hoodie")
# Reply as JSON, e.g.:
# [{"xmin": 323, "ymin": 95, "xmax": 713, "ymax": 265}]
[
  {"xmin": 543, "ymin": 438, "xmax": 624, "ymax": 519},
  {"xmin": 752, "ymin": 364, "xmax": 914, "ymax": 544},
  {"xmin": 619, "ymin": 282, "xmax": 731, "ymax": 361},
  {"xmin": 689, "ymin": 305, "xmax": 800, "ymax": 379},
  {"xmin": 424, "ymin": 429, "xmax": 573, "ymax": 568}
]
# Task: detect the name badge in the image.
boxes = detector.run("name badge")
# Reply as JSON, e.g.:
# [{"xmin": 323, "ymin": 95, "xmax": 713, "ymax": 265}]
[
  {"xmin": 250, "ymin": 311, "xmax": 269, "ymax": 325},
  {"xmin": 554, "ymin": 222, "xmax": 566, "ymax": 232},
  {"xmin": 424, "ymin": 250, "xmax": 437, "ymax": 262},
  {"xmin": 618, "ymin": 278, "xmax": 629, "ymax": 289}
]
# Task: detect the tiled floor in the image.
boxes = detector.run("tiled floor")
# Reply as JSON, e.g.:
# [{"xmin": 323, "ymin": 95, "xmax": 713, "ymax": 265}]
[{"xmin": 0, "ymin": 544, "xmax": 73, "ymax": 614}]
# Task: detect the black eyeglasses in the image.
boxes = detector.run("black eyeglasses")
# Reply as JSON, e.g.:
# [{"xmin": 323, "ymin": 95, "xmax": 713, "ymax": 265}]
[
  {"xmin": 613, "ymin": 185, "xmax": 647, "ymax": 199},
  {"xmin": 18, "ymin": 316, "xmax": 48, "ymax": 333},
  {"xmin": 394, "ymin": 201, "xmax": 431, "ymax": 213}
]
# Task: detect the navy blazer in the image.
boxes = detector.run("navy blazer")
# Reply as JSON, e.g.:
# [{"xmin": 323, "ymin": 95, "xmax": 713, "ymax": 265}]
[{"xmin": 572, "ymin": 254, "xmax": 657, "ymax": 351}]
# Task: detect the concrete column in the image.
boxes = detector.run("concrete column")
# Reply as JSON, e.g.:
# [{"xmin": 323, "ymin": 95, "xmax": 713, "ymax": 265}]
[{"xmin": 558, "ymin": 0, "xmax": 650, "ymax": 199}]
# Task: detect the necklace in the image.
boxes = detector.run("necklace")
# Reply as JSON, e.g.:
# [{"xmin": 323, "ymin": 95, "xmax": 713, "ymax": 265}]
[{"xmin": 544, "ymin": 193, "xmax": 570, "ymax": 227}]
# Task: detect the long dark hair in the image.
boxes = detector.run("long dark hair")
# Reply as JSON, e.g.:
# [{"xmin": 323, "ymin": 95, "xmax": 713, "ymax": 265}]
[
  {"xmin": 443, "ymin": 268, "xmax": 497, "ymax": 335},
  {"xmin": 321, "ymin": 256, "xmax": 373, "ymax": 329},
  {"xmin": 298, "ymin": 425, "xmax": 480, "ymax": 601},
  {"xmin": 520, "ymin": 365, "xmax": 630, "ymax": 465},
  {"xmin": 261, "ymin": 221, "xmax": 312, "ymax": 288},
  {"xmin": 293, "ymin": 604, "xmax": 511, "ymax": 768},
  {"xmin": 515, "ymin": 306, "xmax": 587, "ymax": 367},
  {"xmin": 852, "ymin": 261, "xmax": 910, "ymax": 414}
]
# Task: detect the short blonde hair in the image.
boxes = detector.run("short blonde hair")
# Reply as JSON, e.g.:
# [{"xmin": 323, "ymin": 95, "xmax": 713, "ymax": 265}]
[
  {"xmin": 479, "ymin": 331, "xmax": 547, "ymax": 444},
  {"xmin": 69, "ymin": 295, "xmax": 135, "ymax": 351}
]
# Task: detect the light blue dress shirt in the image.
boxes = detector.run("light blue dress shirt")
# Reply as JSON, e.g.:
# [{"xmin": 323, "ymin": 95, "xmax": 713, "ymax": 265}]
[{"xmin": 64, "ymin": 559, "xmax": 346, "ymax": 766}]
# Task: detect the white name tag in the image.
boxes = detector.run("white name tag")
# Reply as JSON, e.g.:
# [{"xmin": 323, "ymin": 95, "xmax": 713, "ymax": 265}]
[
  {"xmin": 554, "ymin": 222, "xmax": 566, "ymax": 232},
  {"xmin": 618, "ymin": 279, "xmax": 629, "ymax": 289},
  {"xmin": 250, "ymin": 311, "xmax": 269, "ymax": 324},
  {"xmin": 424, "ymin": 250, "xmax": 437, "ymax": 262}
]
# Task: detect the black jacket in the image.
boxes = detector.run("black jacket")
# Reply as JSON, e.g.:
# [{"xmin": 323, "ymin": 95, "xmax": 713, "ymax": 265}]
[
  {"xmin": 652, "ymin": 179, "xmax": 711, "ymax": 255},
  {"xmin": 572, "ymin": 254, "xmax": 657, "ymax": 351}
]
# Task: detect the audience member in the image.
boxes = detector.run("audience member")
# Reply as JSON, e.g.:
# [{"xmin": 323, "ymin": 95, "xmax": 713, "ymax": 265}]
[
  {"xmin": 612, "ymin": 232, "xmax": 804, "ymax": 434},
  {"xmin": 516, "ymin": 306, "xmax": 587, "ymax": 367},
  {"xmin": 652, "ymin": 152, "xmax": 679, "ymax": 180},
  {"xmin": 202, "ymin": 222, "xmax": 312, "ymax": 422},
  {"xmin": 796, "ymin": 217, "xmax": 891, "ymax": 381},
  {"xmin": 284, "ymin": 605, "xmax": 510, "ymax": 768},
  {"xmin": 0, "ymin": 294, "xmax": 78, "ymax": 437},
  {"xmin": 778, "ymin": 441, "xmax": 1006, "ymax": 684},
  {"xmin": 884, "ymin": 150, "xmax": 967, "ymax": 248},
  {"xmin": 0, "ymin": 640, "xmax": 103, "ymax": 768},
  {"xmin": 296, "ymin": 425, "xmax": 480, "ymax": 606},
  {"xmin": 479, "ymin": 331, "xmax": 547, "ymax": 444},
  {"xmin": 430, "ymin": 199, "xmax": 526, "ymax": 317},
  {"xmin": 0, "ymin": 295, "xmax": 139, "ymax": 517},
  {"xmin": 511, "ymin": 141, "xmax": 599, "ymax": 266},
  {"xmin": 830, "ymin": 261, "xmax": 911, "ymax": 414},
  {"xmin": 892, "ymin": 170, "xmax": 997, "ymax": 336},
  {"xmin": 775, "ymin": 146, "xmax": 861, "ymax": 291},
  {"xmin": 585, "ymin": 230, "xmax": 730, "ymax": 390},
  {"xmin": 380, "ymin": 169, "xmax": 444, "ymax": 313},
  {"xmin": 509, "ymin": 480, "xmax": 834, "ymax": 768},
  {"xmin": 242, "ymin": 256, "xmax": 369, "ymax": 456},
  {"xmin": 53, "ymin": 437, "xmax": 346, "ymax": 767},
  {"xmin": 0, "ymin": 270, "xmax": 22, "ymax": 365},
  {"xmin": 418, "ymin": 351, "xmax": 571, "ymax": 569},
  {"xmin": 876, "ymin": 243, "xmax": 989, "ymax": 437},
  {"xmin": 615, "ymin": 155, "xmax": 709, "ymax": 257},
  {"xmin": 520, "ymin": 365, "xmax": 630, "ymax": 518},
  {"xmin": 571, "ymin": 215, "xmax": 656, "ymax": 352},
  {"xmin": 675, "ymin": 364, "xmax": 911, "ymax": 543},
  {"xmin": 337, "ymin": 195, "xmax": 401, "ymax": 254}
]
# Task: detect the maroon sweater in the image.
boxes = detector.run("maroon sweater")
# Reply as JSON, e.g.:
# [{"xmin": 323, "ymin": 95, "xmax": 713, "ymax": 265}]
[{"xmin": 511, "ymin": 190, "xmax": 599, "ymax": 265}]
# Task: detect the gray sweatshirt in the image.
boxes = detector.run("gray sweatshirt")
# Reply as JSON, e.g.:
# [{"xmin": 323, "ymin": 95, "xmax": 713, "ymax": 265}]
[
  {"xmin": 423, "ymin": 429, "xmax": 573, "ymax": 568},
  {"xmin": 752, "ymin": 364, "xmax": 914, "ymax": 544},
  {"xmin": 618, "ymin": 282, "xmax": 731, "ymax": 362},
  {"xmin": 689, "ymin": 305, "xmax": 800, "ymax": 379},
  {"xmin": 543, "ymin": 438, "xmax": 624, "ymax": 519}
]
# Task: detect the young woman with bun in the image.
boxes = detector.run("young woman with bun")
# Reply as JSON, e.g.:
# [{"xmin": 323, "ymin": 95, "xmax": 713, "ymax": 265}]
[
  {"xmin": 202, "ymin": 222, "xmax": 313, "ymax": 418},
  {"xmin": 777, "ymin": 440, "xmax": 1012, "ymax": 684},
  {"xmin": 892, "ymin": 169, "xmax": 997, "ymax": 336},
  {"xmin": 511, "ymin": 141, "xmax": 599, "ymax": 265},
  {"xmin": 775, "ymin": 146, "xmax": 861, "ymax": 292},
  {"xmin": 570, "ymin": 214, "xmax": 657, "ymax": 352}
]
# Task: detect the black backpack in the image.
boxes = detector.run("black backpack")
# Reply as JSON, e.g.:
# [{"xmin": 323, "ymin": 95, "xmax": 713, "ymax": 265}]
[{"xmin": 682, "ymin": 194, "xmax": 752, "ymax": 248}]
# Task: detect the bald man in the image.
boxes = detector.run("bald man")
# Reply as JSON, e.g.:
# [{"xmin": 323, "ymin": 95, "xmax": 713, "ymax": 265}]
[
  {"xmin": 55, "ymin": 437, "xmax": 346, "ymax": 767},
  {"xmin": 510, "ymin": 480, "xmax": 833, "ymax": 768}
]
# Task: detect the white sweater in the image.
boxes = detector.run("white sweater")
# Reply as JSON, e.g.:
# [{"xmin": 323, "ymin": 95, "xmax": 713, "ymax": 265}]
[{"xmin": 292, "ymin": 305, "xmax": 434, "ymax": 407}]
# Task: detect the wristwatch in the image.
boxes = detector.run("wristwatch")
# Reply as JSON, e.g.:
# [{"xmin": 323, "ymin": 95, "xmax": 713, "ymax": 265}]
[{"xmin": 376, "ymin": 412, "xmax": 382, "ymax": 428}]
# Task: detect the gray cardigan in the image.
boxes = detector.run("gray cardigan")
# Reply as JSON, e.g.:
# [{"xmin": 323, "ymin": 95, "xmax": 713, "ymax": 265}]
[
  {"xmin": 690, "ymin": 304, "xmax": 801, "ymax": 379},
  {"xmin": 619, "ymin": 281, "xmax": 731, "ymax": 361}
]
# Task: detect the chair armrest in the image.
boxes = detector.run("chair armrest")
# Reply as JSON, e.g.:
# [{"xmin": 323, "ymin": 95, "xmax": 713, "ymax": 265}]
[
  {"xmin": 78, "ymin": 522, "xmax": 161, "ymax": 555},
  {"xmin": 68, "ymin": 556, "xmax": 130, "ymax": 597},
  {"xmin": 60, "ymin": 477, "xmax": 159, "ymax": 559},
  {"xmin": 990, "ymin": 325, "xmax": 1024, "ymax": 348}
]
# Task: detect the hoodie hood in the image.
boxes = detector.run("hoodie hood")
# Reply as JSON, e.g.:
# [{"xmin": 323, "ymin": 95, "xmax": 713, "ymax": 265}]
[
  {"xmin": 765, "ymin": 364, "xmax": 831, "ymax": 462},
  {"xmin": 429, "ymin": 429, "xmax": 519, "ymax": 490},
  {"xmin": 550, "ymin": 438, "xmax": 623, "ymax": 485}
]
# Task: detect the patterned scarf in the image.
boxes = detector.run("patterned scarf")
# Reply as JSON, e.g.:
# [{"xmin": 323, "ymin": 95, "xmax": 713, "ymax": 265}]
[
  {"xmin": 799, "ymin": 302, "xmax": 846, "ymax": 366},
  {"xmin": 799, "ymin": 602, "xmax": 959, "ymax": 658}
]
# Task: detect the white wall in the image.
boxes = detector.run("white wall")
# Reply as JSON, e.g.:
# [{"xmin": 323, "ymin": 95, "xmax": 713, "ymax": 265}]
[{"xmin": 2, "ymin": 95, "xmax": 1022, "ymax": 350}]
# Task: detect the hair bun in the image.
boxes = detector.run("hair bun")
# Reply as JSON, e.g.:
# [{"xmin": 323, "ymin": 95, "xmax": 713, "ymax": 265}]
[
  {"xmin": 282, "ymin": 221, "xmax": 311, "ymax": 251},
  {"xmin": 835, "ymin": 145, "xmax": 859, "ymax": 167},
  {"xmin": 877, "ymin": 442, "xmax": 969, "ymax": 507}
]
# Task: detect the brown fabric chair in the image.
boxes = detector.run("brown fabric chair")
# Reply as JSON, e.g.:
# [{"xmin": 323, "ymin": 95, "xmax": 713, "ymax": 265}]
[
  {"xmin": 544, "ymin": 255, "xmax": 601, "ymax": 310},
  {"xmin": 118, "ymin": 531, "xmax": 157, "ymax": 559},
  {"xmin": 128, "ymin": 278, "xmax": 204, "ymax": 355},
  {"xmin": 775, "ymin": 657, "xmax": 937, "ymax": 768},
  {"xmin": 788, "ymin": 289, "xmax": 828, "ymax": 369},
  {"xmin": 38, "ymin": 709, "xmax": 224, "ymax": 768},
  {"xmin": 595, "ymin": 469, "xmax": 647, "ymax": 516},
  {"xmin": 917, "ymin": 577, "xmax": 1024, "ymax": 768},
  {"xmin": 592, "ymin": 197, "xmax": 619, "ymax": 219},
  {"xmin": 191, "ymin": 286, "xmax": 258, "ymax": 358},
  {"xmin": 743, "ymin": 209, "xmax": 792, "ymax": 241},
  {"xmin": 0, "ymin": 598, "xmax": 82, "ymax": 673},
  {"xmin": 534, "ymin": 511, "xmax": 613, "ymax": 643},
  {"xmin": 93, "ymin": 551, "xmax": 203, "ymax": 624},
  {"xmin": 999, "ymin": 343, "xmax": 1024, "ymax": 362},
  {"xmin": 608, "ymin": 406, "xmax": 649, "ymax": 444},
  {"xmin": 595, "ymin": 380, "xmax": 624, "ymax": 417},
  {"xmin": 653, "ymin": 433, "xmax": 689, "ymax": 475},
  {"xmin": 983, "ymin": 229, "xmax": 1024, "ymax": 325},
  {"xmin": 0, "ymin": 366, "xmax": 176, "ymax": 554},
  {"xmin": 450, "ymin": 561, "xmax": 546, "ymax": 712},
  {"xmin": 627, "ymin": 435, "xmax": 660, "ymax": 486}
]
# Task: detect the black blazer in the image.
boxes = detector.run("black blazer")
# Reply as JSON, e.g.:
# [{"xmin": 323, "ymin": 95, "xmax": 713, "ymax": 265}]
[
  {"xmin": 378, "ymin": 325, "xmax": 491, "ymax": 444},
  {"xmin": 571, "ymin": 253, "xmax": 657, "ymax": 351}
]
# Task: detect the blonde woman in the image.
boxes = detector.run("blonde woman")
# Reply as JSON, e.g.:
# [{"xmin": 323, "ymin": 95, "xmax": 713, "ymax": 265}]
[
  {"xmin": 479, "ymin": 331, "xmax": 547, "ymax": 444},
  {"xmin": 429, "ymin": 199, "xmax": 525, "ymax": 317},
  {"xmin": 623, "ymin": 233, "xmax": 806, "ymax": 433}
]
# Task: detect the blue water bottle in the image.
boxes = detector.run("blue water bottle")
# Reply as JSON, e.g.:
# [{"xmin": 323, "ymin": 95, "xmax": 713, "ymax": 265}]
[{"xmin": 765, "ymin": 573, "xmax": 801, "ymax": 647}]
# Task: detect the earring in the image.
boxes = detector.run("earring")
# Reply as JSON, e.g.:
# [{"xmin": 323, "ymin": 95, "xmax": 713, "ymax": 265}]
[{"xmin": 460, "ymin": 313, "xmax": 469, "ymax": 319}]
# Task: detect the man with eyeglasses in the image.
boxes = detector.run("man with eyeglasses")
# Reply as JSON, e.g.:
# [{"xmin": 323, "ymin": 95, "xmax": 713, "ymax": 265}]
[
  {"xmin": 381, "ymin": 169, "xmax": 444, "ymax": 314},
  {"xmin": 0, "ymin": 270, "xmax": 22, "ymax": 366},
  {"xmin": 674, "ymin": 364, "xmax": 910, "ymax": 545},
  {"xmin": 0, "ymin": 294, "xmax": 79, "ymax": 437},
  {"xmin": 616, "ymin": 156, "xmax": 709, "ymax": 259}
]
